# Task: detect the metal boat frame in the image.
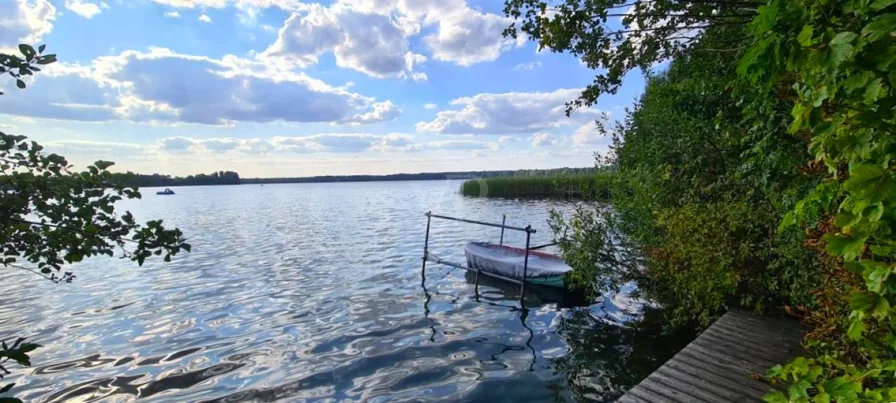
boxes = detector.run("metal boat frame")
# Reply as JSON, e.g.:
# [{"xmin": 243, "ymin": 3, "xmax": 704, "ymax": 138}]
[{"xmin": 420, "ymin": 211, "xmax": 559, "ymax": 306}]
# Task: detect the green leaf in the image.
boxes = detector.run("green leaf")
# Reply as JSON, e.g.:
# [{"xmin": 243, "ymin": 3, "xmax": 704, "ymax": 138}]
[
  {"xmin": 864, "ymin": 262, "xmax": 891, "ymax": 293},
  {"xmin": 15, "ymin": 80, "xmax": 25, "ymax": 89},
  {"xmin": 863, "ymin": 14, "xmax": 896, "ymax": 42},
  {"xmin": 764, "ymin": 390, "xmax": 788, "ymax": 403},
  {"xmin": 864, "ymin": 78, "xmax": 884, "ymax": 103},
  {"xmin": 789, "ymin": 379, "xmax": 812, "ymax": 399},
  {"xmin": 797, "ymin": 25, "xmax": 814, "ymax": 46},
  {"xmin": 845, "ymin": 164, "xmax": 893, "ymax": 203},
  {"xmin": 824, "ymin": 233, "xmax": 867, "ymax": 260},
  {"xmin": 834, "ymin": 211, "xmax": 860, "ymax": 229},
  {"xmin": 823, "ymin": 376, "xmax": 859, "ymax": 400},
  {"xmin": 17, "ymin": 44, "xmax": 35, "ymax": 60},
  {"xmin": 872, "ymin": 296, "xmax": 891, "ymax": 319},
  {"xmin": 871, "ymin": 0, "xmax": 896, "ymax": 9},
  {"xmin": 36, "ymin": 54, "xmax": 56, "ymax": 65},
  {"xmin": 865, "ymin": 203, "xmax": 884, "ymax": 222},
  {"xmin": 827, "ymin": 32, "xmax": 856, "ymax": 68},
  {"xmin": 848, "ymin": 318, "xmax": 866, "ymax": 340},
  {"xmin": 0, "ymin": 383, "xmax": 12, "ymax": 394},
  {"xmin": 849, "ymin": 292, "xmax": 875, "ymax": 311}
]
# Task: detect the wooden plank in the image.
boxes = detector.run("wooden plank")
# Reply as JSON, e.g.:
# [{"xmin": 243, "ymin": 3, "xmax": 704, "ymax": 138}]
[
  {"xmin": 662, "ymin": 357, "xmax": 770, "ymax": 398},
  {"xmin": 619, "ymin": 310, "xmax": 802, "ymax": 403}
]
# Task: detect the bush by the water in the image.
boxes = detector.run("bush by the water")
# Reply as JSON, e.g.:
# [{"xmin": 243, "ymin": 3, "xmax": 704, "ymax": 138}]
[
  {"xmin": 507, "ymin": 0, "xmax": 896, "ymax": 400},
  {"xmin": 459, "ymin": 174, "xmax": 612, "ymax": 198}
]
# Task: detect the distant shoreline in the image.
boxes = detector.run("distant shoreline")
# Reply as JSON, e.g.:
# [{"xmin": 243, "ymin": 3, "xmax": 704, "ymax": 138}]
[{"xmin": 127, "ymin": 167, "xmax": 598, "ymax": 188}]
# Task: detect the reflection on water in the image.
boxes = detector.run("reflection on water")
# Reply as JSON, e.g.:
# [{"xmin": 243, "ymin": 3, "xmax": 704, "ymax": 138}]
[{"xmin": 0, "ymin": 180, "xmax": 693, "ymax": 402}]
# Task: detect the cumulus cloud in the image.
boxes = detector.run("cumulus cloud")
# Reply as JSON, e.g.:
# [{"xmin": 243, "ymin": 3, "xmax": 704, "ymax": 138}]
[
  {"xmin": 425, "ymin": 9, "xmax": 524, "ymax": 66},
  {"xmin": 164, "ymin": 10, "xmax": 181, "ymax": 18},
  {"xmin": 261, "ymin": 3, "xmax": 427, "ymax": 80},
  {"xmin": 423, "ymin": 103, "xmax": 437, "ymax": 110},
  {"xmin": 342, "ymin": 100, "xmax": 401, "ymax": 125},
  {"xmin": 261, "ymin": 0, "xmax": 521, "ymax": 80},
  {"xmin": 531, "ymin": 132, "xmax": 561, "ymax": 147},
  {"xmin": 0, "ymin": 63, "xmax": 119, "ymax": 121},
  {"xmin": 416, "ymin": 88, "xmax": 601, "ymax": 135},
  {"xmin": 571, "ymin": 121, "xmax": 610, "ymax": 146},
  {"xmin": 375, "ymin": 133, "xmax": 414, "ymax": 151},
  {"xmin": 65, "ymin": 0, "xmax": 102, "ymax": 18},
  {"xmin": 0, "ymin": 48, "xmax": 400, "ymax": 126},
  {"xmin": 198, "ymin": 13, "xmax": 212, "ymax": 22},
  {"xmin": 0, "ymin": 0, "xmax": 57, "ymax": 45}
]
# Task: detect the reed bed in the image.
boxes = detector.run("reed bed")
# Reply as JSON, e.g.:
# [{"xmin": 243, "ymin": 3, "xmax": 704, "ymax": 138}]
[{"xmin": 459, "ymin": 174, "xmax": 612, "ymax": 198}]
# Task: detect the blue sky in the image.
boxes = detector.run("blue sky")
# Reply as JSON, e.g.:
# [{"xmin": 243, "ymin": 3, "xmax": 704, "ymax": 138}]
[{"xmin": 0, "ymin": 0, "xmax": 646, "ymax": 177}]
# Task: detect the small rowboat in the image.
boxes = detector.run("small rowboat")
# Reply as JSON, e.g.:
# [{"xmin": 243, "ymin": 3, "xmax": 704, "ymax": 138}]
[{"xmin": 464, "ymin": 242, "xmax": 572, "ymax": 288}]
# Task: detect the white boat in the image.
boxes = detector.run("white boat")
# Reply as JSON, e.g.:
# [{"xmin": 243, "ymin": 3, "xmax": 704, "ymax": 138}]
[{"xmin": 464, "ymin": 242, "xmax": 572, "ymax": 288}]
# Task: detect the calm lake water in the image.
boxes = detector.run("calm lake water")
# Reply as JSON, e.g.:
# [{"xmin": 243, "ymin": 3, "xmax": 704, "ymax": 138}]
[{"xmin": 0, "ymin": 180, "xmax": 692, "ymax": 402}]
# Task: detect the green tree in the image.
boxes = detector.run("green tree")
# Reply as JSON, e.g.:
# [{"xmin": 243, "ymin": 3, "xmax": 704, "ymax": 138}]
[
  {"xmin": 0, "ymin": 44, "xmax": 190, "ymax": 402},
  {"xmin": 739, "ymin": 0, "xmax": 896, "ymax": 400},
  {"xmin": 505, "ymin": 0, "xmax": 896, "ymax": 400},
  {"xmin": 503, "ymin": 0, "xmax": 760, "ymax": 111}
]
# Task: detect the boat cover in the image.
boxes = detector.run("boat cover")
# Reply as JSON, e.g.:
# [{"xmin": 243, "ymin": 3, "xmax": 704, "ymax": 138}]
[{"xmin": 464, "ymin": 242, "xmax": 572, "ymax": 280}]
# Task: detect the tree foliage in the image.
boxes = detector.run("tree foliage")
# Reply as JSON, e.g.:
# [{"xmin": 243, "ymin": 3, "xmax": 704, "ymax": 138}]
[
  {"xmin": 0, "ymin": 44, "xmax": 189, "ymax": 402},
  {"xmin": 506, "ymin": 0, "xmax": 896, "ymax": 400},
  {"xmin": 0, "ymin": 44, "xmax": 56, "ymax": 95},
  {"xmin": 504, "ymin": 0, "xmax": 759, "ymax": 111},
  {"xmin": 738, "ymin": 0, "xmax": 896, "ymax": 400}
]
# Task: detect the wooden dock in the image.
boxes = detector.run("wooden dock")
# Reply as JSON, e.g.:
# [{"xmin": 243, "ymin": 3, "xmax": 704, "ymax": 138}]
[{"xmin": 618, "ymin": 309, "xmax": 803, "ymax": 403}]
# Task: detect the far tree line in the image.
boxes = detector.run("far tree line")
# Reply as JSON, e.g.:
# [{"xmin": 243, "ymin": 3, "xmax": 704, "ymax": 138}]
[
  {"xmin": 111, "ymin": 171, "xmax": 241, "ymax": 187},
  {"xmin": 111, "ymin": 167, "xmax": 600, "ymax": 187}
]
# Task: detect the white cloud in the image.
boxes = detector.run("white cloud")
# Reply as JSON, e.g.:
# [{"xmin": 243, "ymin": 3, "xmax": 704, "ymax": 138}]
[
  {"xmin": 198, "ymin": 13, "xmax": 212, "ymax": 22},
  {"xmin": 0, "ymin": 48, "xmax": 398, "ymax": 126},
  {"xmin": 571, "ymin": 121, "xmax": 609, "ymax": 146},
  {"xmin": 261, "ymin": 0, "xmax": 520, "ymax": 80},
  {"xmin": 423, "ymin": 103, "xmax": 437, "ymax": 110},
  {"xmin": 531, "ymin": 132, "xmax": 562, "ymax": 147},
  {"xmin": 44, "ymin": 140, "xmax": 147, "ymax": 156},
  {"xmin": 98, "ymin": 133, "xmax": 501, "ymax": 157},
  {"xmin": 374, "ymin": 133, "xmax": 415, "ymax": 151},
  {"xmin": 164, "ymin": 10, "xmax": 181, "ymax": 18},
  {"xmin": 0, "ymin": 0, "xmax": 57, "ymax": 45},
  {"xmin": 261, "ymin": 3, "xmax": 427, "ymax": 81},
  {"xmin": 342, "ymin": 100, "xmax": 401, "ymax": 125},
  {"xmin": 513, "ymin": 61, "xmax": 542, "ymax": 71},
  {"xmin": 424, "ymin": 9, "xmax": 524, "ymax": 66},
  {"xmin": 416, "ymin": 88, "xmax": 601, "ymax": 135},
  {"xmin": 64, "ymin": 0, "xmax": 102, "ymax": 18},
  {"xmin": 424, "ymin": 140, "xmax": 495, "ymax": 151},
  {"xmin": 153, "ymin": 133, "xmax": 435, "ymax": 154}
]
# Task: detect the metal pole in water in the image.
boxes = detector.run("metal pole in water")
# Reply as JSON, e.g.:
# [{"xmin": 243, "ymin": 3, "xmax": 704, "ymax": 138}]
[
  {"xmin": 499, "ymin": 214, "xmax": 506, "ymax": 245},
  {"xmin": 520, "ymin": 226, "xmax": 531, "ymax": 306},
  {"xmin": 422, "ymin": 211, "xmax": 431, "ymax": 285}
]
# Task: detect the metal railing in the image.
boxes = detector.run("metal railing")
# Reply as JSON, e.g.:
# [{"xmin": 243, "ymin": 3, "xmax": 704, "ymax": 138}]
[{"xmin": 421, "ymin": 211, "xmax": 537, "ymax": 306}]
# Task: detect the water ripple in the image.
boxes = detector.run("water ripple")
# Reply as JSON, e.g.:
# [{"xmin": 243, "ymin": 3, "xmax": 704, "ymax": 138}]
[{"xmin": 0, "ymin": 181, "xmax": 692, "ymax": 402}]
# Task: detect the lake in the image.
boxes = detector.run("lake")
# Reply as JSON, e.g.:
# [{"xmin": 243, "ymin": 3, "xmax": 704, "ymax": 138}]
[{"xmin": 0, "ymin": 180, "xmax": 692, "ymax": 402}]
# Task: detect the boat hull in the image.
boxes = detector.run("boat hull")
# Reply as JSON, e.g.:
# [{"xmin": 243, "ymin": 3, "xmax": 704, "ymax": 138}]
[{"xmin": 464, "ymin": 242, "xmax": 570, "ymax": 289}]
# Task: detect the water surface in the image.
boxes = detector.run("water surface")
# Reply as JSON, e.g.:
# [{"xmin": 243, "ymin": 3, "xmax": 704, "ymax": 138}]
[{"xmin": 0, "ymin": 180, "xmax": 692, "ymax": 402}]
